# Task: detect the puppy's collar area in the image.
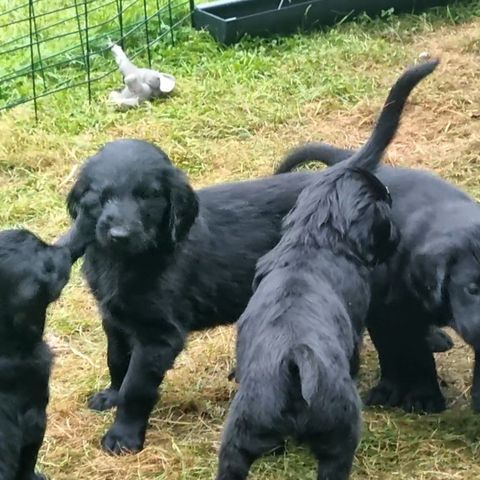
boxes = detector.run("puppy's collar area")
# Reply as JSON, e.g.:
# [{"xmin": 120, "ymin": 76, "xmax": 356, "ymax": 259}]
[
  {"xmin": 282, "ymin": 219, "xmax": 381, "ymax": 270},
  {"xmin": 291, "ymin": 241, "xmax": 376, "ymax": 271}
]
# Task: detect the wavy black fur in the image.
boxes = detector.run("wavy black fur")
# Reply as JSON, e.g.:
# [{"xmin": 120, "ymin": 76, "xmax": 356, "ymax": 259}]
[{"xmin": 0, "ymin": 230, "xmax": 71, "ymax": 479}]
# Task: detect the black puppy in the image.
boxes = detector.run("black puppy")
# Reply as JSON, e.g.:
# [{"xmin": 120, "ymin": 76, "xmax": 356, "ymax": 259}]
[
  {"xmin": 275, "ymin": 79, "xmax": 480, "ymax": 413},
  {"xmin": 63, "ymin": 60, "xmax": 436, "ymax": 455},
  {"xmin": 279, "ymin": 144, "xmax": 456, "ymax": 356},
  {"xmin": 216, "ymin": 62, "xmax": 439, "ymax": 480},
  {"xmin": 63, "ymin": 140, "xmax": 327, "ymax": 454},
  {"xmin": 0, "ymin": 230, "xmax": 71, "ymax": 480},
  {"xmin": 216, "ymin": 154, "xmax": 394, "ymax": 480}
]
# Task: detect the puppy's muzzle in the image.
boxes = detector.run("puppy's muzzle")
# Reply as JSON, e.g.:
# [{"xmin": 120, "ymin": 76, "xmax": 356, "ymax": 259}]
[{"xmin": 108, "ymin": 226, "xmax": 130, "ymax": 244}]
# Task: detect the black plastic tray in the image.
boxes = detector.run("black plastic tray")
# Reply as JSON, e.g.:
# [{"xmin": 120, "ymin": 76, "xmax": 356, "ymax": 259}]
[{"xmin": 192, "ymin": 0, "xmax": 454, "ymax": 44}]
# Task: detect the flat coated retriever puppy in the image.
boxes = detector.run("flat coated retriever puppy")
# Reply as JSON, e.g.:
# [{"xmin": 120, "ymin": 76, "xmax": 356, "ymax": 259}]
[
  {"xmin": 216, "ymin": 61, "xmax": 439, "ymax": 480},
  {"xmin": 62, "ymin": 60, "xmax": 437, "ymax": 455},
  {"xmin": 62, "ymin": 141, "xmax": 331, "ymax": 454},
  {"xmin": 0, "ymin": 230, "xmax": 71, "ymax": 480},
  {"xmin": 275, "ymin": 80, "xmax": 480, "ymax": 413},
  {"xmin": 279, "ymin": 144, "xmax": 455, "ymax": 353}
]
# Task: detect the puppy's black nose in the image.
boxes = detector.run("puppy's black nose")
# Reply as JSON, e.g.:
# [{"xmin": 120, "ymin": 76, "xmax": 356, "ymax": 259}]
[{"xmin": 109, "ymin": 227, "xmax": 129, "ymax": 243}]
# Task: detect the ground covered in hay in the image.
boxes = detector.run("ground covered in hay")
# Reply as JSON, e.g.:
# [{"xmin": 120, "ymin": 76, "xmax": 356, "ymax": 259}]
[{"xmin": 1, "ymin": 2, "xmax": 480, "ymax": 479}]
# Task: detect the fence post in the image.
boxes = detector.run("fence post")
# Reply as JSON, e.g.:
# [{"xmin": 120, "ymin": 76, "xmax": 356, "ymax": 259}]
[
  {"xmin": 28, "ymin": 0, "xmax": 38, "ymax": 120},
  {"xmin": 83, "ymin": 0, "xmax": 92, "ymax": 103},
  {"xmin": 116, "ymin": 0, "xmax": 124, "ymax": 48},
  {"xmin": 143, "ymin": 0, "xmax": 152, "ymax": 68},
  {"xmin": 189, "ymin": 0, "xmax": 195, "ymax": 26}
]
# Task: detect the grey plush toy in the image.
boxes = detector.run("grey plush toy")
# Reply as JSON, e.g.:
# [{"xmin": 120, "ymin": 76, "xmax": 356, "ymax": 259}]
[{"xmin": 109, "ymin": 42, "xmax": 176, "ymax": 108}]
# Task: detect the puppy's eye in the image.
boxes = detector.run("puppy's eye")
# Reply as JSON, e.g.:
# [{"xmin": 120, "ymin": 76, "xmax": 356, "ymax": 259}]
[
  {"xmin": 466, "ymin": 283, "xmax": 480, "ymax": 296},
  {"xmin": 43, "ymin": 259, "xmax": 55, "ymax": 274},
  {"xmin": 81, "ymin": 191, "xmax": 102, "ymax": 211},
  {"xmin": 138, "ymin": 189, "xmax": 161, "ymax": 200},
  {"xmin": 100, "ymin": 189, "xmax": 113, "ymax": 205}
]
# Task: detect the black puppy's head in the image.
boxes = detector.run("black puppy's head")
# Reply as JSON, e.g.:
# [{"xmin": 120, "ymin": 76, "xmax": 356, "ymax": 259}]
[
  {"xmin": 410, "ymin": 228, "xmax": 480, "ymax": 347},
  {"xmin": 288, "ymin": 166, "xmax": 398, "ymax": 267},
  {"xmin": 66, "ymin": 139, "xmax": 199, "ymax": 256},
  {"xmin": 0, "ymin": 230, "xmax": 71, "ymax": 348}
]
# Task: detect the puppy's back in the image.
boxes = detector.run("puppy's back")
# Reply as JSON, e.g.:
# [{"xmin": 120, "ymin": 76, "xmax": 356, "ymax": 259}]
[{"xmin": 236, "ymin": 266, "xmax": 361, "ymax": 430}]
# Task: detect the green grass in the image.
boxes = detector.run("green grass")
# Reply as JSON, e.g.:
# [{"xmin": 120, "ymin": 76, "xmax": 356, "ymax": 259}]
[{"xmin": 1, "ymin": 1, "xmax": 480, "ymax": 478}]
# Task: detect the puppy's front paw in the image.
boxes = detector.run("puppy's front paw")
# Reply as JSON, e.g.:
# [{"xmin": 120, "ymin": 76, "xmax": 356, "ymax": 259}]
[
  {"xmin": 402, "ymin": 385, "xmax": 446, "ymax": 413},
  {"xmin": 472, "ymin": 393, "xmax": 480, "ymax": 413},
  {"xmin": 227, "ymin": 368, "xmax": 237, "ymax": 382},
  {"xmin": 88, "ymin": 388, "xmax": 119, "ymax": 411},
  {"xmin": 101, "ymin": 424, "xmax": 145, "ymax": 455},
  {"xmin": 365, "ymin": 379, "xmax": 402, "ymax": 408},
  {"xmin": 31, "ymin": 473, "xmax": 48, "ymax": 480},
  {"xmin": 472, "ymin": 362, "xmax": 480, "ymax": 413},
  {"xmin": 366, "ymin": 378, "xmax": 446, "ymax": 413}
]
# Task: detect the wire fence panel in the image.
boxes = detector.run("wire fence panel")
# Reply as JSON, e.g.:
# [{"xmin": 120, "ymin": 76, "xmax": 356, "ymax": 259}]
[{"xmin": 0, "ymin": 0, "xmax": 194, "ymax": 116}]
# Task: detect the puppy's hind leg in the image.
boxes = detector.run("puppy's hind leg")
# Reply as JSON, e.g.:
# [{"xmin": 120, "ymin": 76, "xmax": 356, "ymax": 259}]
[
  {"xmin": 306, "ymin": 397, "xmax": 361, "ymax": 480},
  {"xmin": 216, "ymin": 392, "xmax": 282, "ymax": 480},
  {"xmin": 89, "ymin": 318, "xmax": 131, "ymax": 412},
  {"xmin": 308, "ymin": 424, "xmax": 359, "ymax": 480}
]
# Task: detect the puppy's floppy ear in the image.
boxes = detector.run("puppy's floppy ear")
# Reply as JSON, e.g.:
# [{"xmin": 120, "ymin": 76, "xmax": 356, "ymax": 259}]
[
  {"xmin": 56, "ymin": 209, "xmax": 97, "ymax": 263},
  {"xmin": 346, "ymin": 202, "xmax": 397, "ymax": 266},
  {"xmin": 370, "ymin": 202, "xmax": 399, "ymax": 264},
  {"xmin": 408, "ymin": 239, "xmax": 453, "ymax": 311},
  {"xmin": 346, "ymin": 168, "xmax": 398, "ymax": 265},
  {"xmin": 165, "ymin": 168, "xmax": 199, "ymax": 243},
  {"xmin": 66, "ymin": 176, "xmax": 88, "ymax": 220}
]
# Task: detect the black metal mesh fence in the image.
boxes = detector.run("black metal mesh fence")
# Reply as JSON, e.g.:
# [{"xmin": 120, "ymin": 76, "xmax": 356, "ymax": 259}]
[{"xmin": 0, "ymin": 0, "xmax": 194, "ymax": 117}]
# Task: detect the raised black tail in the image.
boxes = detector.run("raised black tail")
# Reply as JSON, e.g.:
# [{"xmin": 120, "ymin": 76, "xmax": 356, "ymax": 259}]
[{"xmin": 276, "ymin": 59, "xmax": 439, "ymax": 174}]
